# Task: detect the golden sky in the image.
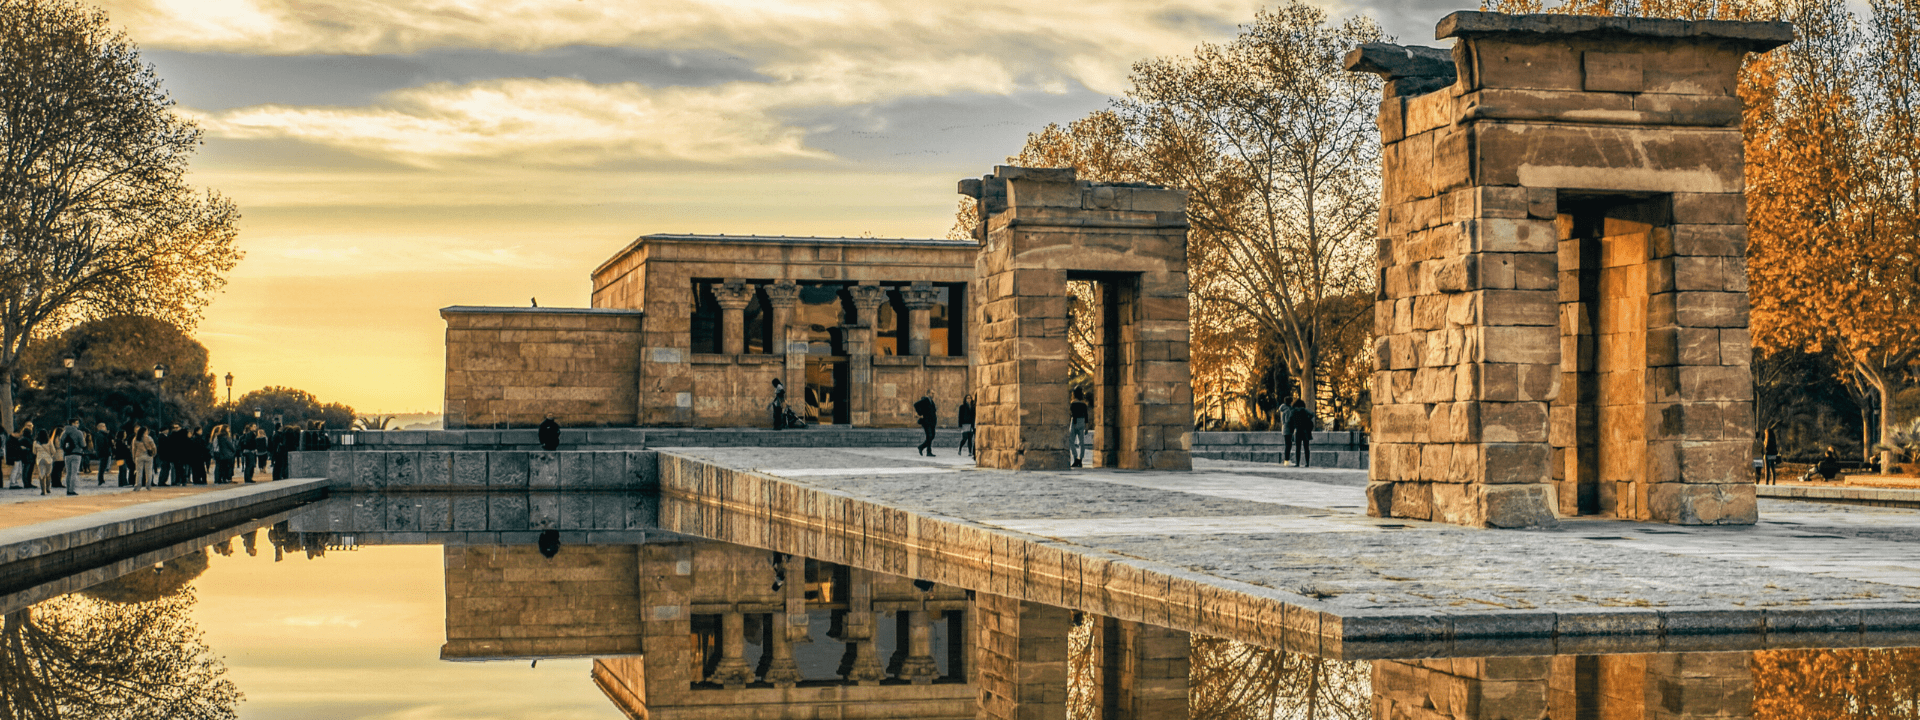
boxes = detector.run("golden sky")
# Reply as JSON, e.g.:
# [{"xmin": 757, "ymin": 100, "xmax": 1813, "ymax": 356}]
[{"xmin": 96, "ymin": 0, "xmax": 1448, "ymax": 415}]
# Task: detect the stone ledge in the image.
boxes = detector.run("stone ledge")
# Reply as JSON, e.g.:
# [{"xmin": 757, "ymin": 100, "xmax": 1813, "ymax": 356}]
[
  {"xmin": 0, "ymin": 479, "xmax": 329, "ymax": 594},
  {"xmin": 1757, "ymin": 484, "xmax": 1920, "ymax": 508}
]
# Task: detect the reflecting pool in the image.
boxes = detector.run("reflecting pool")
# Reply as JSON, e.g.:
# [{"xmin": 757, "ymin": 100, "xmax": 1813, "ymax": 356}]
[{"xmin": 3, "ymin": 492, "xmax": 1917, "ymax": 719}]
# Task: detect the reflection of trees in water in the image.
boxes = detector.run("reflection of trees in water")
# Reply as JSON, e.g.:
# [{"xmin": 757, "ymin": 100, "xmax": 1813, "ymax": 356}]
[
  {"xmin": 0, "ymin": 549, "xmax": 241, "ymax": 719},
  {"xmin": 1755, "ymin": 648, "xmax": 1920, "ymax": 719},
  {"xmin": 1189, "ymin": 638, "xmax": 1367, "ymax": 720},
  {"xmin": 1065, "ymin": 618, "xmax": 1367, "ymax": 720}
]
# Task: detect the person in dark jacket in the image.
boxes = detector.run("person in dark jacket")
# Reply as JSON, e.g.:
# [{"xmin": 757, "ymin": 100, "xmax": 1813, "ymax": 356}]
[
  {"xmin": 187, "ymin": 427, "xmax": 210, "ymax": 484},
  {"xmin": 914, "ymin": 392, "xmax": 937, "ymax": 456},
  {"xmin": 242, "ymin": 427, "xmax": 268, "ymax": 483},
  {"xmin": 91, "ymin": 422, "xmax": 112, "ymax": 486},
  {"xmin": 273, "ymin": 424, "xmax": 301, "ymax": 480},
  {"xmin": 1285, "ymin": 400, "xmax": 1315, "ymax": 468},
  {"xmin": 155, "ymin": 423, "xmax": 183, "ymax": 486},
  {"xmin": 5, "ymin": 422, "xmax": 32, "ymax": 489},
  {"xmin": 1762, "ymin": 424, "xmax": 1781, "ymax": 485},
  {"xmin": 956, "ymin": 394, "xmax": 976, "ymax": 458},
  {"xmin": 302, "ymin": 420, "xmax": 332, "ymax": 451},
  {"xmin": 210, "ymin": 425, "xmax": 238, "ymax": 483},
  {"xmin": 538, "ymin": 414, "xmax": 561, "ymax": 451},
  {"xmin": 113, "ymin": 423, "xmax": 134, "ymax": 486},
  {"xmin": 1068, "ymin": 390, "xmax": 1089, "ymax": 468}
]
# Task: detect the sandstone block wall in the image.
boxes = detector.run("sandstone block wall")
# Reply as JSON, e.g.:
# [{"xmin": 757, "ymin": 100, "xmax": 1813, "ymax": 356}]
[
  {"xmin": 442, "ymin": 307, "xmax": 644, "ymax": 429},
  {"xmin": 962, "ymin": 167, "xmax": 1192, "ymax": 471},
  {"xmin": 441, "ymin": 544, "xmax": 643, "ymax": 659},
  {"xmin": 589, "ymin": 235, "xmax": 976, "ymax": 428},
  {"xmin": 1354, "ymin": 12, "xmax": 1790, "ymax": 527}
]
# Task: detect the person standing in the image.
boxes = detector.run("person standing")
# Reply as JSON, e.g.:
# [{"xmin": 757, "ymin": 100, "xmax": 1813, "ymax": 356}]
[
  {"xmin": 273, "ymin": 423, "xmax": 300, "ymax": 480},
  {"xmin": 1277, "ymin": 396, "xmax": 1299, "ymax": 464},
  {"xmin": 242, "ymin": 426, "xmax": 266, "ymax": 483},
  {"xmin": 538, "ymin": 414, "xmax": 561, "ymax": 451},
  {"xmin": 211, "ymin": 425, "xmax": 237, "ymax": 484},
  {"xmin": 33, "ymin": 429, "xmax": 57, "ymax": 495},
  {"xmin": 181, "ymin": 426, "xmax": 202, "ymax": 485},
  {"xmin": 1068, "ymin": 390, "xmax": 1090, "ymax": 468},
  {"xmin": 154, "ymin": 423, "xmax": 182, "ymax": 486},
  {"xmin": 913, "ymin": 392, "xmax": 937, "ymax": 457},
  {"xmin": 957, "ymin": 394, "xmax": 976, "ymax": 458},
  {"xmin": 1762, "ymin": 424, "xmax": 1781, "ymax": 485},
  {"xmin": 131, "ymin": 426, "xmax": 156, "ymax": 490},
  {"xmin": 770, "ymin": 379, "xmax": 788, "ymax": 430},
  {"xmin": 1285, "ymin": 399, "xmax": 1315, "ymax": 468},
  {"xmin": 113, "ymin": 423, "xmax": 134, "ymax": 486},
  {"xmin": 91, "ymin": 421, "xmax": 112, "ymax": 486},
  {"xmin": 5, "ymin": 422, "xmax": 31, "ymax": 489},
  {"xmin": 59, "ymin": 419, "xmax": 86, "ymax": 495}
]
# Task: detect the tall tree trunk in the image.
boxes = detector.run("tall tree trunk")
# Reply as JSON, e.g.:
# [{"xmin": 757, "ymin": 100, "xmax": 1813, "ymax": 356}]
[{"xmin": 0, "ymin": 365, "xmax": 12, "ymax": 434}]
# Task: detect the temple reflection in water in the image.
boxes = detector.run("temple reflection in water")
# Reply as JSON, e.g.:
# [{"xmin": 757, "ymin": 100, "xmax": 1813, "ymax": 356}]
[{"xmin": 254, "ymin": 497, "xmax": 1909, "ymax": 720}]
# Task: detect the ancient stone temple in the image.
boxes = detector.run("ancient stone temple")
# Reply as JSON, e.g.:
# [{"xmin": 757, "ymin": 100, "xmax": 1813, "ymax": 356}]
[
  {"xmin": 960, "ymin": 167, "xmax": 1194, "ymax": 471},
  {"xmin": 1348, "ymin": 12, "xmax": 1793, "ymax": 527},
  {"xmin": 443, "ymin": 235, "xmax": 975, "ymax": 429}
]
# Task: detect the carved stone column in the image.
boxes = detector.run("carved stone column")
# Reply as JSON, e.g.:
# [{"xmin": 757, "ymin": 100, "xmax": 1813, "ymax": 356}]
[
  {"xmin": 712, "ymin": 279, "xmax": 754, "ymax": 356},
  {"xmin": 847, "ymin": 284, "xmax": 888, "ymax": 426},
  {"xmin": 898, "ymin": 609, "xmax": 941, "ymax": 684},
  {"xmin": 709, "ymin": 610, "xmax": 756, "ymax": 688},
  {"xmin": 764, "ymin": 554, "xmax": 807, "ymax": 687},
  {"xmin": 836, "ymin": 568, "xmax": 886, "ymax": 685},
  {"xmin": 764, "ymin": 281, "xmax": 805, "ymax": 410},
  {"xmin": 902, "ymin": 281, "xmax": 940, "ymax": 356}
]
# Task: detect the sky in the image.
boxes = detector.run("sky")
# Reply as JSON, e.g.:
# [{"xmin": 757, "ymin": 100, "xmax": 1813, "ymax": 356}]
[{"xmin": 96, "ymin": 0, "xmax": 1464, "ymax": 415}]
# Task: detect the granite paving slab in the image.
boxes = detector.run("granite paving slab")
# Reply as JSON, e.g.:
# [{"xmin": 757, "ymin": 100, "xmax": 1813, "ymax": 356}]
[{"xmin": 666, "ymin": 446, "xmax": 1920, "ymax": 625}]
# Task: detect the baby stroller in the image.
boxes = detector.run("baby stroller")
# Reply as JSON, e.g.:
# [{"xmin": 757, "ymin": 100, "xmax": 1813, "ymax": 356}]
[{"xmin": 773, "ymin": 403, "xmax": 807, "ymax": 430}]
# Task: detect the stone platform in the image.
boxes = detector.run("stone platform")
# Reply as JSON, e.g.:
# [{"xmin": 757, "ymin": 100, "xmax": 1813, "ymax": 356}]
[{"xmin": 656, "ymin": 446, "xmax": 1920, "ymax": 659}]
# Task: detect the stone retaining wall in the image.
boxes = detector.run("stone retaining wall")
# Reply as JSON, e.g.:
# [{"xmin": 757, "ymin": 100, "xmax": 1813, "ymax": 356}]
[
  {"xmin": 329, "ymin": 427, "xmax": 935, "ymax": 451},
  {"xmin": 287, "ymin": 450, "xmax": 659, "ymax": 491}
]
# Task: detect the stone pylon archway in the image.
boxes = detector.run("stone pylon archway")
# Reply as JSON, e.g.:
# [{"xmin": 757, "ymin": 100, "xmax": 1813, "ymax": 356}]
[
  {"xmin": 960, "ymin": 166, "xmax": 1194, "ymax": 471},
  {"xmin": 1349, "ymin": 12, "xmax": 1793, "ymax": 527}
]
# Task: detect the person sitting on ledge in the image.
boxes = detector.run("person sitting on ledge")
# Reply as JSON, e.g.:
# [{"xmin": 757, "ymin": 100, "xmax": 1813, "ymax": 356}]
[
  {"xmin": 1816, "ymin": 446, "xmax": 1844, "ymax": 482},
  {"xmin": 538, "ymin": 414, "xmax": 561, "ymax": 451}
]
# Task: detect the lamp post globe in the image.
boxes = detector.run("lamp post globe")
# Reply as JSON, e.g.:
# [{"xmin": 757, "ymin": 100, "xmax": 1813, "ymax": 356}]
[{"xmin": 61, "ymin": 357, "xmax": 74, "ymax": 423}]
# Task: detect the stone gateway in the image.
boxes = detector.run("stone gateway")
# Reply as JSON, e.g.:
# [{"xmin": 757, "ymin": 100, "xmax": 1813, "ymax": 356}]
[{"xmin": 1348, "ymin": 12, "xmax": 1793, "ymax": 527}]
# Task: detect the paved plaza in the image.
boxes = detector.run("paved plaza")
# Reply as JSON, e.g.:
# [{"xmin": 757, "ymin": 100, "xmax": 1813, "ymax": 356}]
[{"xmin": 671, "ymin": 446, "xmax": 1920, "ymax": 621}]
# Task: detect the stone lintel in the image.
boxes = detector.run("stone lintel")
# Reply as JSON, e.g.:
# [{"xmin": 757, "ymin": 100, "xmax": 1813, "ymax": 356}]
[{"xmin": 1436, "ymin": 11, "xmax": 1793, "ymax": 50}]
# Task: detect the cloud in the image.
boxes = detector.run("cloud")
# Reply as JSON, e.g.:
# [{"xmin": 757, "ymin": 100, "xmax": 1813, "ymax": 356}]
[
  {"xmin": 104, "ymin": 0, "xmax": 1266, "ymax": 95},
  {"xmin": 188, "ymin": 78, "xmax": 831, "ymax": 166}
]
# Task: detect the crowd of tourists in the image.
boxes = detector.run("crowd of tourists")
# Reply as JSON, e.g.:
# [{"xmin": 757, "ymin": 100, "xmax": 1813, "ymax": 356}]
[{"xmin": 3, "ymin": 418, "xmax": 334, "ymax": 495}]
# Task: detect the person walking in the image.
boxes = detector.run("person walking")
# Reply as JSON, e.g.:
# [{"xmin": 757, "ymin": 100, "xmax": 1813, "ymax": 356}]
[
  {"xmin": 1762, "ymin": 424, "xmax": 1782, "ymax": 485},
  {"xmin": 1285, "ymin": 399, "xmax": 1315, "ymax": 468},
  {"xmin": 957, "ymin": 394, "xmax": 976, "ymax": 458},
  {"xmin": 131, "ymin": 426, "xmax": 156, "ymax": 490},
  {"xmin": 5, "ymin": 422, "xmax": 31, "ymax": 489},
  {"xmin": 1068, "ymin": 390, "xmax": 1089, "ymax": 468},
  {"xmin": 33, "ymin": 429, "xmax": 57, "ymax": 495},
  {"xmin": 913, "ymin": 392, "xmax": 937, "ymax": 456},
  {"xmin": 538, "ymin": 414, "xmax": 561, "ymax": 451},
  {"xmin": 211, "ymin": 425, "xmax": 237, "ymax": 484},
  {"xmin": 59, "ymin": 419, "xmax": 86, "ymax": 495},
  {"xmin": 770, "ymin": 379, "xmax": 788, "ymax": 430},
  {"xmin": 91, "ymin": 421, "xmax": 112, "ymax": 486},
  {"xmin": 302, "ymin": 420, "xmax": 332, "ymax": 451}
]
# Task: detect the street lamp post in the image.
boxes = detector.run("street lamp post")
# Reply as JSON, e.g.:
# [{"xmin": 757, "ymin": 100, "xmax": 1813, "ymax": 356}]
[
  {"xmin": 224, "ymin": 373, "xmax": 234, "ymax": 429},
  {"xmin": 62, "ymin": 357, "xmax": 74, "ymax": 423},
  {"xmin": 152, "ymin": 364, "xmax": 167, "ymax": 426}
]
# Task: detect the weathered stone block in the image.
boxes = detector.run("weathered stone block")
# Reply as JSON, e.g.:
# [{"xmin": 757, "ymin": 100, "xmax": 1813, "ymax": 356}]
[
  {"xmin": 1649, "ymin": 483, "xmax": 1756, "ymax": 524},
  {"xmin": 1484, "ymin": 442, "xmax": 1551, "ymax": 484},
  {"xmin": 1392, "ymin": 481, "xmax": 1433, "ymax": 519},
  {"xmin": 488, "ymin": 452, "xmax": 529, "ymax": 489}
]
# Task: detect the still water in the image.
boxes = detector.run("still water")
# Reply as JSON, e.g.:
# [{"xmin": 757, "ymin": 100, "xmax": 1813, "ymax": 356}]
[{"xmin": 3, "ymin": 493, "xmax": 1917, "ymax": 719}]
